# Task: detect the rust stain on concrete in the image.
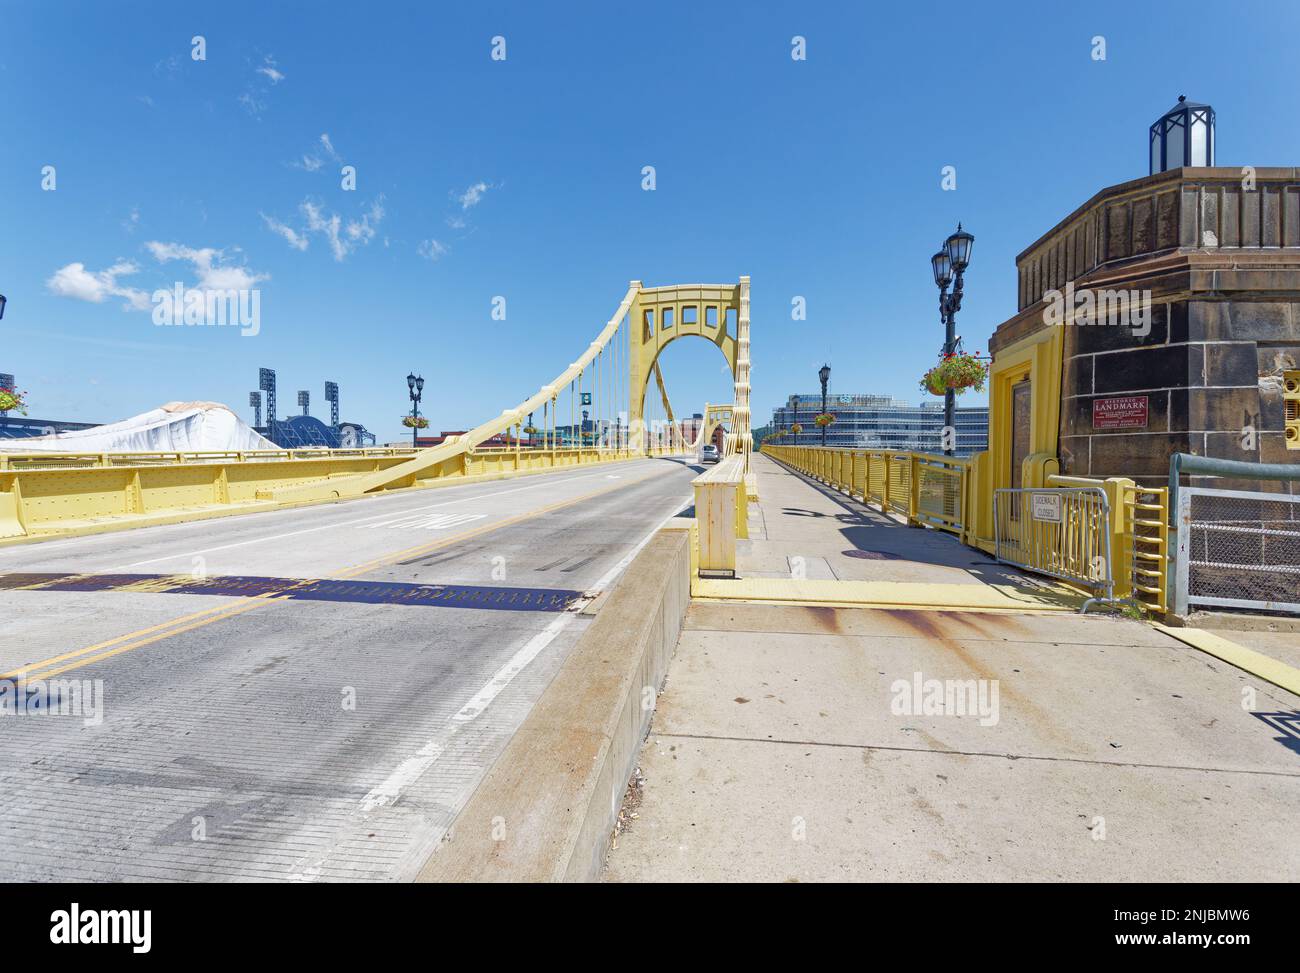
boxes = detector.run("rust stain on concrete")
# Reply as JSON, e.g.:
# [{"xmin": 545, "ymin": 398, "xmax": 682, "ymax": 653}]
[
  {"xmin": 800, "ymin": 605, "xmax": 843, "ymax": 635},
  {"xmin": 884, "ymin": 609, "xmax": 1083, "ymax": 754}
]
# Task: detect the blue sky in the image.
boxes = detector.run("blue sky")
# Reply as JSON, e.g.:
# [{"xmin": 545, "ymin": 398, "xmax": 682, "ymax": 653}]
[{"xmin": 3, "ymin": 0, "xmax": 1298, "ymax": 442}]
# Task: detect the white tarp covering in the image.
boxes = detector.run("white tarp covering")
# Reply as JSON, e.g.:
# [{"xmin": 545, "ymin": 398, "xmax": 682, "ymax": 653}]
[{"xmin": 0, "ymin": 401, "xmax": 278, "ymax": 453}]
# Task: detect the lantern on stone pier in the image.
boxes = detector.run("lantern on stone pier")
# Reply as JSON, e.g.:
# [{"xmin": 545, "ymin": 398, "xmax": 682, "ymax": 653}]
[{"xmin": 1149, "ymin": 95, "xmax": 1215, "ymax": 175}]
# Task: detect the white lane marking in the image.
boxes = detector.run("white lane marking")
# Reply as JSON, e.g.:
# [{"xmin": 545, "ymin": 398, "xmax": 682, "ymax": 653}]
[
  {"xmin": 360, "ymin": 513, "xmax": 486, "ymax": 531},
  {"xmin": 584, "ymin": 494, "xmax": 693, "ymax": 594},
  {"xmin": 356, "ymin": 491, "xmax": 692, "ymax": 816},
  {"xmin": 359, "ymin": 612, "xmax": 573, "ymax": 812},
  {"xmin": 109, "ymin": 465, "xmax": 651, "ymax": 569}
]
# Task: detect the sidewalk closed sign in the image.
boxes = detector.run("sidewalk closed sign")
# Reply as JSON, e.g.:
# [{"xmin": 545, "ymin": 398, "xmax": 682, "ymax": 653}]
[{"xmin": 1031, "ymin": 492, "xmax": 1062, "ymax": 523}]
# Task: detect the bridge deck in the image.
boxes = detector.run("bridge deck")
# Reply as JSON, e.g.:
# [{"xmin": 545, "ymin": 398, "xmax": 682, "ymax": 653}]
[{"xmin": 0, "ymin": 458, "xmax": 696, "ymax": 881}]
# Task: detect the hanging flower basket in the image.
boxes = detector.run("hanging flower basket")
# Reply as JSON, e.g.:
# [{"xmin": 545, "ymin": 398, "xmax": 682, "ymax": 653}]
[
  {"xmin": 0, "ymin": 388, "xmax": 27, "ymax": 415},
  {"xmin": 523, "ymin": 425, "xmax": 539, "ymax": 436},
  {"xmin": 813, "ymin": 413, "xmax": 835, "ymax": 428},
  {"xmin": 789, "ymin": 422, "xmax": 803, "ymax": 436},
  {"xmin": 401, "ymin": 415, "xmax": 429, "ymax": 429},
  {"xmin": 919, "ymin": 352, "xmax": 987, "ymax": 397}
]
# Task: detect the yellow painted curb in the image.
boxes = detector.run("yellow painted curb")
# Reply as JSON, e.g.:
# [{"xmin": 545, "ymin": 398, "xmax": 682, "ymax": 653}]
[
  {"xmin": 692, "ymin": 577, "xmax": 1083, "ymax": 612},
  {"xmin": 1153, "ymin": 624, "xmax": 1300, "ymax": 697}
]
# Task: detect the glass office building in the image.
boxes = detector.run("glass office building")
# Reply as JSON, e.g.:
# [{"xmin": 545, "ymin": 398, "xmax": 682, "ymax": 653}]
[{"xmin": 767, "ymin": 393, "xmax": 988, "ymax": 456}]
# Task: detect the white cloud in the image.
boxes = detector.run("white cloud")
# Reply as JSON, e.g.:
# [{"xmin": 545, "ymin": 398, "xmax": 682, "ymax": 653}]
[
  {"xmin": 153, "ymin": 55, "xmax": 180, "ymax": 78},
  {"xmin": 139, "ymin": 242, "xmax": 269, "ymax": 326},
  {"xmin": 46, "ymin": 260, "xmax": 150, "ymax": 311},
  {"xmin": 301, "ymin": 200, "xmax": 345, "ymax": 260},
  {"xmin": 238, "ymin": 90, "xmax": 267, "ymax": 118},
  {"xmin": 346, "ymin": 197, "xmax": 385, "ymax": 246},
  {"xmin": 261, "ymin": 213, "xmax": 309, "ymax": 251},
  {"xmin": 445, "ymin": 214, "xmax": 467, "ymax": 230},
  {"xmin": 122, "ymin": 207, "xmax": 141, "ymax": 233},
  {"xmin": 266, "ymin": 196, "xmax": 385, "ymax": 261},
  {"xmin": 241, "ymin": 56, "xmax": 283, "ymax": 117},
  {"xmin": 455, "ymin": 181, "xmax": 493, "ymax": 210},
  {"xmin": 290, "ymin": 134, "xmax": 340, "ymax": 172},
  {"xmin": 145, "ymin": 240, "xmax": 269, "ymax": 291},
  {"xmin": 417, "ymin": 239, "xmax": 449, "ymax": 261}
]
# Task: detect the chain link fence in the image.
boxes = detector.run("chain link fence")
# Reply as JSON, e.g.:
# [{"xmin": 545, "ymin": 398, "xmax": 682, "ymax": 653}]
[{"xmin": 1175, "ymin": 487, "xmax": 1300, "ymax": 614}]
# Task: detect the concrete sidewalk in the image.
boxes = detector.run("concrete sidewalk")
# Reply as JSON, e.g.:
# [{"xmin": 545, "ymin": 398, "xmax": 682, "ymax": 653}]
[
  {"xmin": 740, "ymin": 452, "xmax": 1036, "ymax": 587},
  {"xmin": 604, "ymin": 458, "xmax": 1300, "ymax": 882},
  {"xmin": 603, "ymin": 602, "xmax": 1300, "ymax": 882}
]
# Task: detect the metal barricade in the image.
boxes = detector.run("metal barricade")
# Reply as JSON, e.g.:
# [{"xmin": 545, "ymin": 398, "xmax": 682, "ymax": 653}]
[{"xmin": 993, "ymin": 487, "xmax": 1115, "ymax": 612}]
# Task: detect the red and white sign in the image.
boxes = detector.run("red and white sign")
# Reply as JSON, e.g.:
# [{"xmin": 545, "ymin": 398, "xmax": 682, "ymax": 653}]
[{"xmin": 1092, "ymin": 395, "xmax": 1148, "ymax": 430}]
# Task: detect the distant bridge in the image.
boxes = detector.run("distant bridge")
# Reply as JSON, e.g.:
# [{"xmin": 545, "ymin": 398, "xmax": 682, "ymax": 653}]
[{"xmin": 0, "ymin": 278, "xmax": 752, "ymax": 541}]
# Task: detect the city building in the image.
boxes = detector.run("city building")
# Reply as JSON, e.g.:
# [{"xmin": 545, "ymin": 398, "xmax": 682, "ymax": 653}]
[
  {"xmin": 679, "ymin": 413, "xmax": 725, "ymax": 451},
  {"xmin": 767, "ymin": 393, "xmax": 988, "ymax": 455}
]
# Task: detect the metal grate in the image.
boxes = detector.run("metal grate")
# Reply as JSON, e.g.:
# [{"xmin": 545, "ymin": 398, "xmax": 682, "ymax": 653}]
[
  {"xmin": 916, "ymin": 458, "xmax": 964, "ymax": 533},
  {"xmin": 1178, "ymin": 487, "xmax": 1300, "ymax": 613}
]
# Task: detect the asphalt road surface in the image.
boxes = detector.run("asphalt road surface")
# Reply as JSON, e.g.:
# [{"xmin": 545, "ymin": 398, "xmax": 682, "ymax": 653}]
[{"xmin": 0, "ymin": 457, "xmax": 698, "ymax": 881}]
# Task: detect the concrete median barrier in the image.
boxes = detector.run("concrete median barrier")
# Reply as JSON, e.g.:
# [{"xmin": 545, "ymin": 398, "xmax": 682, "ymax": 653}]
[{"xmin": 416, "ymin": 524, "xmax": 692, "ymax": 882}]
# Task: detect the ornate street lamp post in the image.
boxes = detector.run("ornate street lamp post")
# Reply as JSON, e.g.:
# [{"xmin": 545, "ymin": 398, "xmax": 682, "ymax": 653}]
[
  {"xmin": 407, "ymin": 372, "xmax": 425, "ymax": 447},
  {"xmin": 818, "ymin": 363, "xmax": 831, "ymax": 447},
  {"xmin": 931, "ymin": 223, "xmax": 974, "ymax": 457},
  {"xmin": 792, "ymin": 394, "xmax": 800, "ymax": 445}
]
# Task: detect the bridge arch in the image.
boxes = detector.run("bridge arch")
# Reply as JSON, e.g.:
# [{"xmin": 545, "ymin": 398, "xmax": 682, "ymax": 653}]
[{"xmin": 628, "ymin": 282, "xmax": 740, "ymax": 434}]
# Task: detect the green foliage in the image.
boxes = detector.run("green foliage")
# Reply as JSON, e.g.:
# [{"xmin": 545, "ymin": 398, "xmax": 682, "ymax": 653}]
[{"xmin": 919, "ymin": 352, "xmax": 987, "ymax": 397}]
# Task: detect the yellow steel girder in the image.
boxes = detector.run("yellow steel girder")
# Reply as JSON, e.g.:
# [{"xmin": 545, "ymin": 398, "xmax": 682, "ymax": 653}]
[{"xmin": 628, "ymin": 283, "xmax": 739, "ymax": 434}]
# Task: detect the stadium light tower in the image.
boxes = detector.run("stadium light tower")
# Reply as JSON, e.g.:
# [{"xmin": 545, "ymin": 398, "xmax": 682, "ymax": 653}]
[
  {"xmin": 249, "ymin": 391, "xmax": 262, "ymax": 428},
  {"xmin": 324, "ymin": 381, "xmax": 340, "ymax": 427},
  {"xmin": 298, "ymin": 390, "xmax": 310, "ymax": 416},
  {"xmin": 258, "ymin": 368, "xmax": 277, "ymax": 427},
  {"xmin": 0, "ymin": 295, "xmax": 7, "ymax": 320}
]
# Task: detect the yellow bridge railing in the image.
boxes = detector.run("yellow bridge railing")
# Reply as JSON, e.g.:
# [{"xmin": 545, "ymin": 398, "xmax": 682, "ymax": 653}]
[
  {"xmin": 0, "ymin": 443, "xmax": 683, "ymax": 543},
  {"xmin": 0, "ymin": 447, "xmax": 417, "ymax": 471},
  {"xmin": 763, "ymin": 444, "xmax": 1169, "ymax": 613},
  {"xmin": 764, "ymin": 444, "xmax": 970, "ymax": 535}
]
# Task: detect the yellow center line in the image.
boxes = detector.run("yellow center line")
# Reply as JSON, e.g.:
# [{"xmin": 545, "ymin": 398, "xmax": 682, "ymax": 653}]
[
  {"xmin": 18, "ymin": 596, "xmax": 280, "ymax": 684},
  {"xmin": 0, "ymin": 590, "xmax": 288, "ymax": 681},
  {"xmin": 6, "ymin": 467, "xmax": 670, "ymax": 684}
]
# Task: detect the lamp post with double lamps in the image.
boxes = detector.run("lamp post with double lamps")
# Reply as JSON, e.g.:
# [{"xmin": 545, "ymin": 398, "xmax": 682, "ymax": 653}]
[
  {"xmin": 406, "ymin": 372, "xmax": 425, "ymax": 447},
  {"xmin": 930, "ymin": 223, "xmax": 974, "ymax": 456},
  {"xmin": 818, "ymin": 363, "xmax": 831, "ymax": 446}
]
